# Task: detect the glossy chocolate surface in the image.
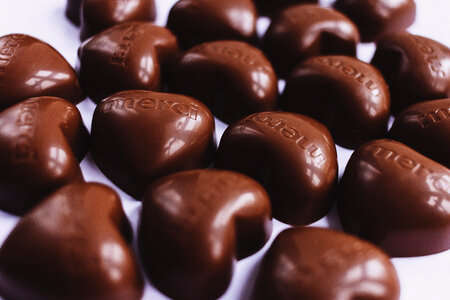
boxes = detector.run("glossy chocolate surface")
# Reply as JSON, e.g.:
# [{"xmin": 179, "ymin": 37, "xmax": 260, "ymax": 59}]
[
  {"xmin": 167, "ymin": 0, "xmax": 258, "ymax": 49},
  {"xmin": 0, "ymin": 97, "xmax": 88, "ymax": 215},
  {"xmin": 334, "ymin": 0, "xmax": 416, "ymax": 42},
  {"xmin": 0, "ymin": 182, "xmax": 143, "ymax": 300},
  {"xmin": 389, "ymin": 98, "xmax": 450, "ymax": 168},
  {"xmin": 253, "ymin": 227, "xmax": 400, "ymax": 300},
  {"xmin": 254, "ymin": 0, "xmax": 318, "ymax": 16},
  {"xmin": 139, "ymin": 169, "xmax": 272, "ymax": 300},
  {"xmin": 78, "ymin": 22, "xmax": 179, "ymax": 102},
  {"xmin": 371, "ymin": 32, "xmax": 450, "ymax": 115},
  {"xmin": 282, "ymin": 55, "xmax": 390, "ymax": 149},
  {"xmin": 338, "ymin": 139, "xmax": 450, "ymax": 257},
  {"xmin": 171, "ymin": 40, "xmax": 278, "ymax": 123},
  {"xmin": 66, "ymin": 0, "xmax": 82, "ymax": 25},
  {"xmin": 80, "ymin": 0, "xmax": 156, "ymax": 41},
  {"xmin": 0, "ymin": 34, "xmax": 83, "ymax": 110},
  {"xmin": 262, "ymin": 4, "xmax": 359, "ymax": 77},
  {"xmin": 91, "ymin": 90, "xmax": 216, "ymax": 199},
  {"xmin": 216, "ymin": 111, "xmax": 338, "ymax": 225}
]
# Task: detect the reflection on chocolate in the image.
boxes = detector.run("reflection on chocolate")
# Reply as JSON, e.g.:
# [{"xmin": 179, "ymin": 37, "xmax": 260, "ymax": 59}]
[
  {"xmin": 389, "ymin": 98, "xmax": 450, "ymax": 168},
  {"xmin": 216, "ymin": 112, "xmax": 338, "ymax": 225},
  {"xmin": 334, "ymin": 0, "xmax": 416, "ymax": 42},
  {"xmin": 0, "ymin": 34, "xmax": 83, "ymax": 110},
  {"xmin": 171, "ymin": 41, "xmax": 278, "ymax": 123},
  {"xmin": 80, "ymin": 0, "xmax": 156, "ymax": 41},
  {"xmin": 91, "ymin": 90, "xmax": 216, "ymax": 199},
  {"xmin": 262, "ymin": 5, "xmax": 359, "ymax": 76},
  {"xmin": 253, "ymin": 227, "xmax": 400, "ymax": 300},
  {"xmin": 167, "ymin": 0, "xmax": 258, "ymax": 49},
  {"xmin": 139, "ymin": 169, "xmax": 272, "ymax": 300},
  {"xmin": 78, "ymin": 22, "xmax": 179, "ymax": 102},
  {"xmin": 371, "ymin": 32, "xmax": 450, "ymax": 115},
  {"xmin": 66, "ymin": 0, "xmax": 82, "ymax": 25},
  {"xmin": 0, "ymin": 97, "xmax": 88, "ymax": 215},
  {"xmin": 339, "ymin": 139, "xmax": 450, "ymax": 257},
  {"xmin": 0, "ymin": 183, "xmax": 143, "ymax": 300},
  {"xmin": 282, "ymin": 56, "xmax": 390, "ymax": 149},
  {"xmin": 254, "ymin": 0, "xmax": 318, "ymax": 16}
]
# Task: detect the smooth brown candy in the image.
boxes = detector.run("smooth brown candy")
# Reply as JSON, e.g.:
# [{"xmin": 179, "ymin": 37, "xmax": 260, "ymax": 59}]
[
  {"xmin": 0, "ymin": 34, "xmax": 83, "ymax": 110},
  {"xmin": 254, "ymin": 0, "xmax": 318, "ymax": 16},
  {"xmin": 338, "ymin": 139, "xmax": 450, "ymax": 257},
  {"xmin": 91, "ymin": 90, "xmax": 216, "ymax": 199},
  {"xmin": 66, "ymin": 0, "xmax": 82, "ymax": 25},
  {"xmin": 171, "ymin": 40, "xmax": 278, "ymax": 123},
  {"xmin": 80, "ymin": 0, "xmax": 156, "ymax": 41},
  {"xmin": 371, "ymin": 32, "xmax": 450, "ymax": 115},
  {"xmin": 78, "ymin": 22, "xmax": 179, "ymax": 102},
  {"xmin": 334, "ymin": 0, "xmax": 416, "ymax": 42},
  {"xmin": 167, "ymin": 0, "xmax": 258, "ymax": 50},
  {"xmin": 262, "ymin": 4, "xmax": 359, "ymax": 77},
  {"xmin": 253, "ymin": 227, "xmax": 400, "ymax": 300},
  {"xmin": 139, "ymin": 169, "xmax": 272, "ymax": 300},
  {"xmin": 216, "ymin": 111, "xmax": 338, "ymax": 225},
  {"xmin": 282, "ymin": 56, "xmax": 390, "ymax": 149},
  {"xmin": 0, "ymin": 96, "xmax": 88, "ymax": 215},
  {"xmin": 389, "ymin": 98, "xmax": 450, "ymax": 168},
  {"xmin": 0, "ymin": 183, "xmax": 143, "ymax": 300}
]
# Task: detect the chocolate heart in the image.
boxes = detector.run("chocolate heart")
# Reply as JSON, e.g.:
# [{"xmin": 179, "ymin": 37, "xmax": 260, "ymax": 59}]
[
  {"xmin": 171, "ymin": 40, "xmax": 278, "ymax": 123},
  {"xmin": 254, "ymin": 0, "xmax": 318, "ymax": 16},
  {"xmin": 0, "ymin": 34, "xmax": 83, "ymax": 110},
  {"xmin": 0, "ymin": 96, "xmax": 88, "ymax": 215},
  {"xmin": 78, "ymin": 22, "xmax": 179, "ymax": 102},
  {"xmin": 167, "ymin": 0, "xmax": 258, "ymax": 49},
  {"xmin": 91, "ymin": 90, "xmax": 216, "ymax": 199},
  {"xmin": 0, "ymin": 182, "xmax": 143, "ymax": 300},
  {"xmin": 139, "ymin": 169, "xmax": 272, "ymax": 300},
  {"xmin": 80, "ymin": 0, "xmax": 157, "ymax": 41}
]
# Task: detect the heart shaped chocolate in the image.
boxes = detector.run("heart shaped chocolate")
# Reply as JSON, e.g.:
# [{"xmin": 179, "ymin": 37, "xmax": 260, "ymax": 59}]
[
  {"xmin": 0, "ymin": 34, "xmax": 83, "ymax": 110},
  {"xmin": 0, "ymin": 96, "xmax": 88, "ymax": 215},
  {"xmin": 139, "ymin": 169, "xmax": 272, "ymax": 300},
  {"xmin": 167, "ymin": 0, "xmax": 258, "ymax": 49},
  {"xmin": 79, "ymin": 22, "xmax": 179, "ymax": 102},
  {"xmin": 91, "ymin": 90, "xmax": 216, "ymax": 199},
  {"xmin": 0, "ymin": 182, "xmax": 143, "ymax": 300}
]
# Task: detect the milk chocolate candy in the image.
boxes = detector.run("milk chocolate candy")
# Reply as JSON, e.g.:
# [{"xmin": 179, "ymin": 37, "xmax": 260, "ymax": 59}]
[
  {"xmin": 80, "ymin": 0, "xmax": 156, "ymax": 41},
  {"xmin": 254, "ymin": 0, "xmax": 318, "ymax": 16},
  {"xmin": 334, "ymin": 0, "xmax": 416, "ymax": 42},
  {"xmin": 371, "ymin": 32, "xmax": 450, "ymax": 115},
  {"xmin": 338, "ymin": 139, "xmax": 450, "ymax": 257},
  {"xmin": 91, "ymin": 90, "xmax": 216, "ymax": 199},
  {"xmin": 262, "ymin": 5, "xmax": 359, "ymax": 77},
  {"xmin": 389, "ymin": 98, "xmax": 450, "ymax": 168},
  {"xmin": 282, "ymin": 56, "xmax": 390, "ymax": 149},
  {"xmin": 139, "ymin": 169, "xmax": 272, "ymax": 300},
  {"xmin": 216, "ymin": 112, "xmax": 338, "ymax": 225},
  {"xmin": 0, "ymin": 34, "xmax": 83, "ymax": 110},
  {"xmin": 78, "ymin": 22, "xmax": 179, "ymax": 102},
  {"xmin": 172, "ymin": 41, "xmax": 278, "ymax": 123},
  {"xmin": 253, "ymin": 227, "xmax": 400, "ymax": 300},
  {"xmin": 66, "ymin": 0, "xmax": 82, "ymax": 25},
  {"xmin": 0, "ymin": 97, "xmax": 88, "ymax": 215},
  {"xmin": 167, "ymin": 0, "xmax": 258, "ymax": 50},
  {"xmin": 0, "ymin": 182, "xmax": 143, "ymax": 300}
]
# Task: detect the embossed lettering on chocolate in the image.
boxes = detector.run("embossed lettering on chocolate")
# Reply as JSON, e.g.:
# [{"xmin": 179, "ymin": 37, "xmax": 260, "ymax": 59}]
[
  {"xmin": 0, "ymin": 183, "xmax": 144, "ymax": 300},
  {"xmin": 0, "ymin": 97, "xmax": 88, "ymax": 215},
  {"xmin": 262, "ymin": 4, "xmax": 359, "ymax": 77},
  {"xmin": 254, "ymin": 0, "xmax": 318, "ymax": 16},
  {"xmin": 216, "ymin": 112, "xmax": 338, "ymax": 225},
  {"xmin": 282, "ymin": 56, "xmax": 390, "ymax": 149},
  {"xmin": 171, "ymin": 40, "xmax": 278, "ymax": 124},
  {"xmin": 371, "ymin": 32, "xmax": 450, "ymax": 115},
  {"xmin": 167, "ymin": 0, "xmax": 258, "ymax": 50},
  {"xmin": 91, "ymin": 90, "xmax": 216, "ymax": 199},
  {"xmin": 338, "ymin": 139, "xmax": 450, "ymax": 257},
  {"xmin": 78, "ymin": 22, "xmax": 179, "ymax": 102},
  {"xmin": 0, "ymin": 34, "xmax": 83, "ymax": 110},
  {"xmin": 252, "ymin": 227, "xmax": 400, "ymax": 300},
  {"xmin": 389, "ymin": 98, "xmax": 450, "ymax": 168},
  {"xmin": 139, "ymin": 169, "xmax": 272, "ymax": 300}
]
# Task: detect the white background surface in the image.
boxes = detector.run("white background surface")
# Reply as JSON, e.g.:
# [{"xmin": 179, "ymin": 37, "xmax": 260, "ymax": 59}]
[{"xmin": 0, "ymin": 0, "xmax": 449, "ymax": 299}]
